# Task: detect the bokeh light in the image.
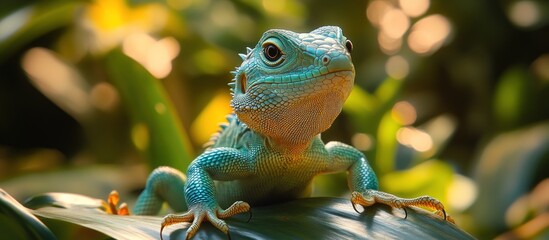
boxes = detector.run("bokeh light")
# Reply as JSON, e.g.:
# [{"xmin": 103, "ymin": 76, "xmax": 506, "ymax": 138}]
[
  {"xmin": 352, "ymin": 133, "xmax": 374, "ymax": 151},
  {"xmin": 396, "ymin": 126, "xmax": 433, "ymax": 152},
  {"xmin": 508, "ymin": 0, "xmax": 540, "ymax": 28},
  {"xmin": 447, "ymin": 174, "xmax": 478, "ymax": 211},
  {"xmin": 532, "ymin": 54, "xmax": 549, "ymax": 81},
  {"xmin": 378, "ymin": 31, "xmax": 402, "ymax": 55},
  {"xmin": 366, "ymin": 0, "xmax": 394, "ymax": 27},
  {"xmin": 408, "ymin": 14, "xmax": 451, "ymax": 55},
  {"xmin": 122, "ymin": 33, "xmax": 180, "ymax": 79},
  {"xmin": 399, "ymin": 0, "xmax": 430, "ymax": 17},
  {"xmin": 380, "ymin": 8, "xmax": 410, "ymax": 39},
  {"xmin": 90, "ymin": 82, "xmax": 119, "ymax": 111},
  {"xmin": 391, "ymin": 101, "xmax": 417, "ymax": 125},
  {"xmin": 385, "ymin": 55, "xmax": 410, "ymax": 79}
]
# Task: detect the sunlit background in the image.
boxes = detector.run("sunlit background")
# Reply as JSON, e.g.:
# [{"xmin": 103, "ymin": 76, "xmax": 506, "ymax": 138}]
[{"xmin": 1, "ymin": 0, "xmax": 548, "ymax": 239}]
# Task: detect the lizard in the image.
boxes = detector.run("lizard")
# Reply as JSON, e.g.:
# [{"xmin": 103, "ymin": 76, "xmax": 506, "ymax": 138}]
[{"xmin": 120, "ymin": 26, "xmax": 449, "ymax": 239}]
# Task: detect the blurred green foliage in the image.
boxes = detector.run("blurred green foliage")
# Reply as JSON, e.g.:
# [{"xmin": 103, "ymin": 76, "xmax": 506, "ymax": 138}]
[{"xmin": 0, "ymin": 0, "xmax": 548, "ymax": 239}]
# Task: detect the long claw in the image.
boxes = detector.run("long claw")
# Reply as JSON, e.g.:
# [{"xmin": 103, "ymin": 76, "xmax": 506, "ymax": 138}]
[
  {"xmin": 246, "ymin": 209, "xmax": 253, "ymax": 223},
  {"xmin": 351, "ymin": 190, "xmax": 451, "ymax": 223},
  {"xmin": 160, "ymin": 225, "xmax": 165, "ymax": 240},
  {"xmin": 351, "ymin": 202, "xmax": 362, "ymax": 214},
  {"xmin": 160, "ymin": 212, "xmax": 195, "ymax": 240},
  {"xmin": 218, "ymin": 201, "xmax": 250, "ymax": 218},
  {"xmin": 159, "ymin": 202, "xmax": 251, "ymax": 240}
]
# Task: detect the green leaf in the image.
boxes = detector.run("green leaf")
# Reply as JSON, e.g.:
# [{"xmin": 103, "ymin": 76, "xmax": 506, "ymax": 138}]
[
  {"xmin": 21, "ymin": 192, "xmax": 474, "ymax": 240},
  {"xmin": 493, "ymin": 67, "xmax": 535, "ymax": 130},
  {"xmin": 24, "ymin": 192, "xmax": 103, "ymax": 211},
  {"xmin": 0, "ymin": 1, "xmax": 83, "ymax": 63},
  {"xmin": 104, "ymin": 49, "xmax": 193, "ymax": 170},
  {"xmin": 0, "ymin": 189, "xmax": 56, "ymax": 240},
  {"xmin": 381, "ymin": 160, "xmax": 454, "ymax": 204}
]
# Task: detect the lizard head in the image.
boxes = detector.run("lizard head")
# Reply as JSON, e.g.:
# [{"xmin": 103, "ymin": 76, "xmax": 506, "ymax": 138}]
[{"xmin": 230, "ymin": 26, "xmax": 355, "ymax": 148}]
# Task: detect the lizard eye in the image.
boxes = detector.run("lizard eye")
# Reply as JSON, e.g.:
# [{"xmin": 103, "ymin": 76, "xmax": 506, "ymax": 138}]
[
  {"xmin": 345, "ymin": 40, "xmax": 353, "ymax": 53},
  {"xmin": 262, "ymin": 43, "xmax": 284, "ymax": 66}
]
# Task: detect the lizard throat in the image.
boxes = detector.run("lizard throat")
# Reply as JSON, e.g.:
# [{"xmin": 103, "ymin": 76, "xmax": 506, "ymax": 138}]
[{"xmin": 232, "ymin": 71, "xmax": 354, "ymax": 151}]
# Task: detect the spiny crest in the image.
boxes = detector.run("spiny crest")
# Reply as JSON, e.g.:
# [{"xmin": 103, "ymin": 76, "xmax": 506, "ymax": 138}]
[
  {"xmin": 228, "ymin": 67, "xmax": 240, "ymax": 95},
  {"xmin": 228, "ymin": 46, "xmax": 252, "ymax": 94},
  {"xmin": 203, "ymin": 114, "xmax": 238, "ymax": 149},
  {"xmin": 238, "ymin": 47, "xmax": 253, "ymax": 61}
]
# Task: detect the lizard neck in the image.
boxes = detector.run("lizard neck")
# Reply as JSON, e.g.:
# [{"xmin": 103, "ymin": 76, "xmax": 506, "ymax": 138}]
[{"xmin": 266, "ymin": 135, "xmax": 315, "ymax": 156}]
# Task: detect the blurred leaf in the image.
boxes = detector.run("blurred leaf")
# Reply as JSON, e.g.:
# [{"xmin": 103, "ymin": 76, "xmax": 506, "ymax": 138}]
[
  {"xmin": 0, "ymin": 189, "xmax": 56, "ymax": 240},
  {"xmin": 21, "ymin": 191, "xmax": 473, "ymax": 240},
  {"xmin": 471, "ymin": 122, "xmax": 549, "ymax": 237},
  {"xmin": 343, "ymin": 85, "xmax": 380, "ymax": 130},
  {"xmin": 104, "ymin": 49, "xmax": 193, "ymax": 170},
  {"xmin": 33, "ymin": 208, "xmax": 160, "ymax": 240},
  {"xmin": 376, "ymin": 112, "xmax": 402, "ymax": 174},
  {"xmin": 493, "ymin": 67, "xmax": 535, "ymax": 130},
  {"xmin": 343, "ymin": 79, "xmax": 405, "ymax": 174},
  {"xmin": 0, "ymin": 1, "xmax": 83, "ymax": 63},
  {"xmin": 381, "ymin": 160, "xmax": 454, "ymax": 205}
]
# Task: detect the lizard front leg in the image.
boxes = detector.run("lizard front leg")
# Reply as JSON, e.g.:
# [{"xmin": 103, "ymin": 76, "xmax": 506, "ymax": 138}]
[
  {"xmin": 102, "ymin": 166, "xmax": 187, "ymax": 216},
  {"xmin": 325, "ymin": 141, "xmax": 449, "ymax": 221},
  {"xmin": 161, "ymin": 147, "xmax": 253, "ymax": 240}
]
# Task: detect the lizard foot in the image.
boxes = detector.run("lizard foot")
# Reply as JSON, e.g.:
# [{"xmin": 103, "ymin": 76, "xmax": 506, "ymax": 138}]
[
  {"xmin": 160, "ymin": 201, "xmax": 250, "ymax": 240},
  {"xmin": 101, "ymin": 190, "xmax": 130, "ymax": 215},
  {"xmin": 351, "ymin": 190, "xmax": 454, "ymax": 223}
]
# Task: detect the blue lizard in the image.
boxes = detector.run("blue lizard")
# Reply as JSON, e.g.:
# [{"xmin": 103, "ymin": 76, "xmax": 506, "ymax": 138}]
[{"xmin": 126, "ymin": 26, "xmax": 447, "ymax": 239}]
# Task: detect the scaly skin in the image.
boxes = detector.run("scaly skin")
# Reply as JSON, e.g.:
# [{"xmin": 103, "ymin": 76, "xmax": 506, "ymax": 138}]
[{"xmin": 129, "ymin": 26, "xmax": 448, "ymax": 239}]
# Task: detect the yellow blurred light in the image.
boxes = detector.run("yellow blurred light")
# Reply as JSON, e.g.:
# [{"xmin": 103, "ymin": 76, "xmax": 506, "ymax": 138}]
[
  {"xmin": 366, "ymin": 0, "xmax": 394, "ymax": 27},
  {"xmin": 399, "ymin": 0, "xmax": 430, "ymax": 17},
  {"xmin": 532, "ymin": 54, "xmax": 549, "ymax": 82},
  {"xmin": 352, "ymin": 133, "xmax": 374, "ymax": 151},
  {"xmin": 90, "ymin": 82, "xmax": 119, "ymax": 111},
  {"xmin": 380, "ymin": 8, "xmax": 410, "ymax": 39},
  {"xmin": 408, "ymin": 14, "xmax": 451, "ymax": 55},
  {"xmin": 262, "ymin": 0, "xmax": 287, "ymax": 15},
  {"xmin": 22, "ymin": 48, "xmax": 91, "ymax": 118},
  {"xmin": 87, "ymin": 0, "xmax": 128, "ymax": 30},
  {"xmin": 447, "ymin": 174, "xmax": 478, "ymax": 211},
  {"xmin": 391, "ymin": 101, "xmax": 417, "ymax": 125},
  {"xmin": 385, "ymin": 55, "xmax": 410, "ymax": 79},
  {"xmin": 508, "ymin": 0, "xmax": 540, "ymax": 27},
  {"xmin": 82, "ymin": 0, "xmax": 169, "ymax": 54},
  {"xmin": 190, "ymin": 91, "xmax": 233, "ymax": 144},
  {"xmin": 132, "ymin": 123, "xmax": 149, "ymax": 151},
  {"xmin": 396, "ymin": 127, "xmax": 433, "ymax": 152}
]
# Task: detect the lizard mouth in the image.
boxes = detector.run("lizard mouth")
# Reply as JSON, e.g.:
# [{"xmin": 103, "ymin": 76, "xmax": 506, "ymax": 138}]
[{"xmin": 248, "ymin": 70, "xmax": 354, "ymax": 90}]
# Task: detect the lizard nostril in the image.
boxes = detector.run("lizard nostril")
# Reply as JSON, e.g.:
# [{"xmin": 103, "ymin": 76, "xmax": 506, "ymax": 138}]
[{"xmin": 322, "ymin": 56, "xmax": 330, "ymax": 65}]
